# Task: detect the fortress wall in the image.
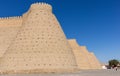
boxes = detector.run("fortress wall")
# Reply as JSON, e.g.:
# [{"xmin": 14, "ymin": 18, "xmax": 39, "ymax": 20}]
[
  {"xmin": 68, "ymin": 39, "xmax": 101, "ymax": 70},
  {"xmin": 0, "ymin": 2, "xmax": 102, "ymax": 74},
  {"xmin": 0, "ymin": 17, "xmax": 22, "ymax": 57},
  {"xmin": 0, "ymin": 17, "xmax": 22, "ymax": 26},
  {"xmin": 78, "ymin": 46, "xmax": 92, "ymax": 69},
  {"xmin": 68, "ymin": 39, "xmax": 91, "ymax": 69},
  {"xmin": 88, "ymin": 52, "xmax": 101, "ymax": 69},
  {"xmin": 80, "ymin": 46, "xmax": 101, "ymax": 69},
  {"xmin": 0, "ymin": 3, "xmax": 77, "ymax": 74}
]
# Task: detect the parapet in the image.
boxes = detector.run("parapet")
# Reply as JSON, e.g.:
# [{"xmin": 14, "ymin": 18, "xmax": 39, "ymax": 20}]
[
  {"xmin": 0, "ymin": 16, "xmax": 22, "ymax": 20},
  {"xmin": 0, "ymin": 16, "xmax": 22, "ymax": 27},
  {"xmin": 68, "ymin": 39, "xmax": 77, "ymax": 42},
  {"xmin": 90, "ymin": 52, "xmax": 94, "ymax": 54},
  {"xmin": 80, "ymin": 46, "xmax": 87, "ymax": 49},
  {"xmin": 30, "ymin": 2, "xmax": 52, "ymax": 12}
]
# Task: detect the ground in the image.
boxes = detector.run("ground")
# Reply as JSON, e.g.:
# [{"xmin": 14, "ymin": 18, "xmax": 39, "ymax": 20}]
[{"xmin": 0, "ymin": 70, "xmax": 120, "ymax": 76}]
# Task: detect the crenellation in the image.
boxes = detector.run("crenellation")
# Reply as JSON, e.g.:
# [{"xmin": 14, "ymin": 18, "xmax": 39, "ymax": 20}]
[
  {"xmin": 30, "ymin": 2, "xmax": 52, "ymax": 12},
  {"xmin": 0, "ymin": 16, "xmax": 22, "ymax": 27},
  {"xmin": 0, "ymin": 16, "xmax": 22, "ymax": 20}
]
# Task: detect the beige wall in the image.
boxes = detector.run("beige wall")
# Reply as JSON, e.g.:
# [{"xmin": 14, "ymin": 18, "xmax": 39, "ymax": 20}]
[
  {"xmin": 88, "ymin": 52, "xmax": 101, "ymax": 69},
  {"xmin": 68, "ymin": 39, "xmax": 91, "ymax": 69},
  {"xmin": 0, "ymin": 3, "xmax": 77, "ymax": 74},
  {"xmin": 68, "ymin": 39, "xmax": 101, "ymax": 70},
  {"xmin": 0, "ymin": 2, "xmax": 101, "ymax": 74},
  {"xmin": 0, "ymin": 17, "xmax": 22, "ymax": 26},
  {"xmin": 0, "ymin": 18, "xmax": 22, "ymax": 57}
]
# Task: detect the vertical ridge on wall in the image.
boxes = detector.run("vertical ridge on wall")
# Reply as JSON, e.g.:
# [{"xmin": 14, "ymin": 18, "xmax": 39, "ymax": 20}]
[
  {"xmin": 68, "ymin": 39, "xmax": 91, "ymax": 69},
  {"xmin": 68, "ymin": 39, "xmax": 101, "ymax": 70},
  {"xmin": 88, "ymin": 52, "xmax": 101, "ymax": 69}
]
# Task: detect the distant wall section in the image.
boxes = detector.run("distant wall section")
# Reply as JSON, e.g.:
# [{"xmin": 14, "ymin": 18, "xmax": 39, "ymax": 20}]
[{"xmin": 68, "ymin": 39, "xmax": 101, "ymax": 70}]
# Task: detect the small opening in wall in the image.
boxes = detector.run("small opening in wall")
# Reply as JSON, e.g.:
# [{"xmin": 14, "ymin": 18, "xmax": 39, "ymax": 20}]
[
  {"xmin": 35, "ymin": 41, "xmax": 38, "ymax": 43},
  {"xmin": 40, "ymin": 11, "xmax": 43, "ymax": 12},
  {"xmin": 9, "ymin": 57, "xmax": 11, "ymax": 59},
  {"xmin": 13, "ymin": 64, "xmax": 16, "ymax": 67},
  {"xmin": 19, "ymin": 38, "xmax": 22, "ymax": 40},
  {"xmin": 36, "ymin": 13, "xmax": 38, "ymax": 15},
  {"xmin": 26, "ymin": 64, "xmax": 28, "ymax": 66},
  {"xmin": 37, "ymin": 37, "xmax": 40, "ymax": 39}
]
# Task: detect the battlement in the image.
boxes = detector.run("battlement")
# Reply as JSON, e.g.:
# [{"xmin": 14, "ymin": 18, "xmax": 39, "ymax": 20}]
[
  {"xmin": 0, "ymin": 16, "xmax": 22, "ymax": 27},
  {"xmin": 0, "ymin": 2, "xmax": 52, "ymax": 21},
  {"xmin": 90, "ymin": 52, "xmax": 94, "ymax": 55},
  {"xmin": 80, "ymin": 46, "xmax": 87, "ymax": 49},
  {"xmin": 0, "ymin": 16, "xmax": 22, "ymax": 20},
  {"xmin": 30, "ymin": 2, "xmax": 52, "ymax": 12},
  {"xmin": 68, "ymin": 39, "xmax": 77, "ymax": 42}
]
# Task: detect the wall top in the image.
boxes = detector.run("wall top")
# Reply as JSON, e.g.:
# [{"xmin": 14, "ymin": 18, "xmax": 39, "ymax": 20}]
[
  {"xmin": 0, "ymin": 16, "xmax": 22, "ymax": 20},
  {"xmin": 0, "ymin": 2, "xmax": 52, "ymax": 20},
  {"xmin": 90, "ymin": 52, "xmax": 94, "ymax": 55},
  {"xmin": 30, "ymin": 2, "xmax": 52, "ymax": 12}
]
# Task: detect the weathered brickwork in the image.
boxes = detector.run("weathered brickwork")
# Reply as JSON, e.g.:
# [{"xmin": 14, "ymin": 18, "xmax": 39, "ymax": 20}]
[
  {"xmin": 68, "ymin": 39, "xmax": 101, "ymax": 70},
  {"xmin": 88, "ymin": 52, "xmax": 101, "ymax": 69},
  {"xmin": 0, "ymin": 2, "xmax": 101, "ymax": 74},
  {"xmin": 0, "ymin": 18, "xmax": 22, "ymax": 57},
  {"xmin": 0, "ymin": 3, "xmax": 77, "ymax": 74}
]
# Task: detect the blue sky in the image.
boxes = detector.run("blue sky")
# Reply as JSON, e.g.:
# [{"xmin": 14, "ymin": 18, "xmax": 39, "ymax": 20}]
[{"xmin": 0, "ymin": 0, "xmax": 120, "ymax": 63}]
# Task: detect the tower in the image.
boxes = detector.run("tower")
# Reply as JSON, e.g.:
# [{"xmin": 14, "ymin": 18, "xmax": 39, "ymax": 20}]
[{"xmin": 0, "ymin": 3, "xmax": 77, "ymax": 74}]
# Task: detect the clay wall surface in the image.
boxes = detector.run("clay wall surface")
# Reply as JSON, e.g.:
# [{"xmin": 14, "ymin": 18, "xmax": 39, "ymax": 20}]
[
  {"xmin": 88, "ymin": 52, "xmax": 101, "ymax": 69},
  {"xmin": 0, "ymin": 3, "xmax": 101, "ymax": 74},
  {"xmin": 0, "ymin": 3, "xmax": 77, "ymax": 74},
  {"xmin": 68, "ymin": 39, "xmax": 91, "ymax": 69},
  {"xmin": 68, "ymin": 39, "xmax": 101, "ymax": 70},
  {"xmin": 0, "ymin": 17, "xmax": 22, "ymax": 26},
  {"xmin": 0, "ymin": 18, "xmax": 22, "ymax": 57},
  {"xmin": 79, "ymin": 46, "xmax": 102, "ymax": 69},
  {"xmin": 79, "ymin": 46, "xmax": 101, "ymax": 69},
  {"xmin": 77, "ymin": 45, "xmax": 91, "ymax": 69}
]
